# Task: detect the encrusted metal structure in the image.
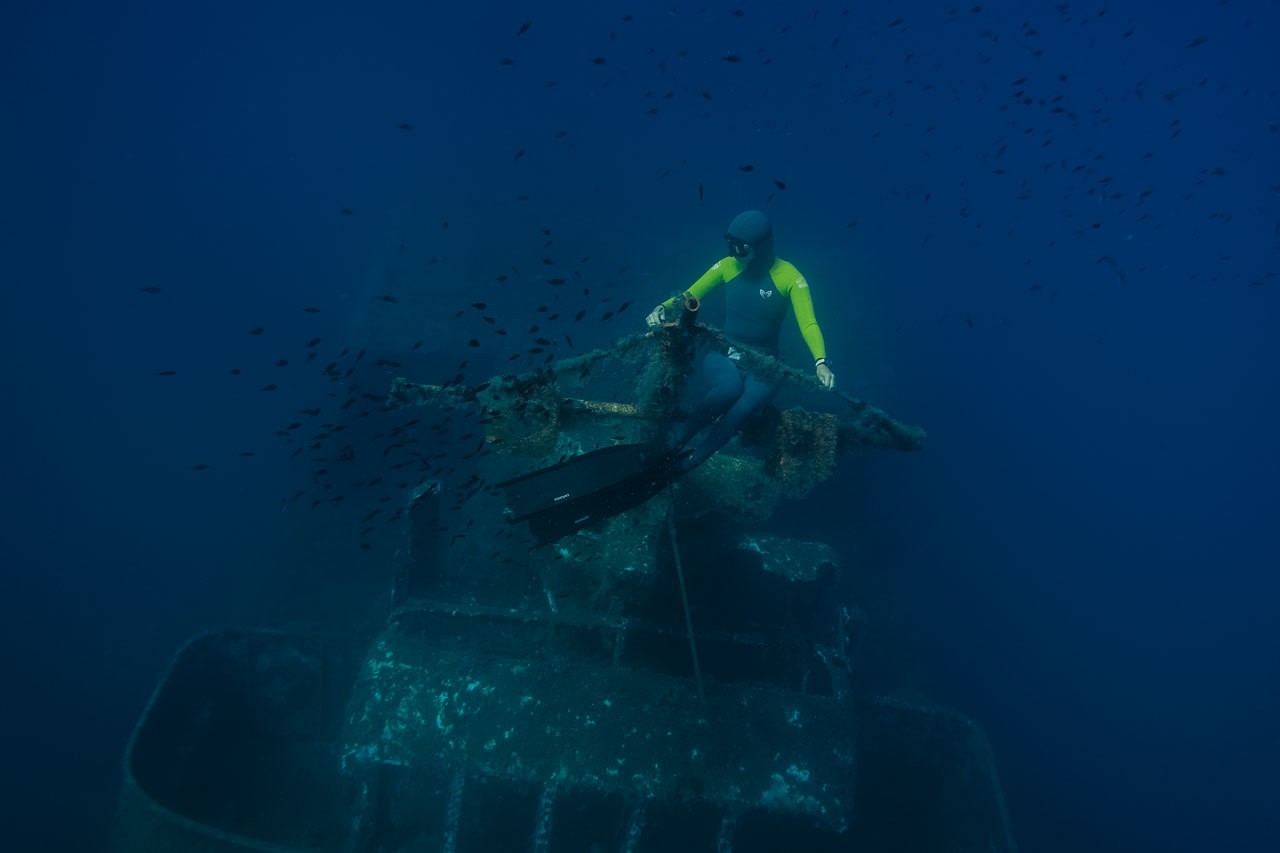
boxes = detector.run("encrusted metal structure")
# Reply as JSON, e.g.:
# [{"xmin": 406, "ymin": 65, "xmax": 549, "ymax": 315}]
[{"xmin": 114, "ymin": 319, "xmax": 1016, "ymax": 852}]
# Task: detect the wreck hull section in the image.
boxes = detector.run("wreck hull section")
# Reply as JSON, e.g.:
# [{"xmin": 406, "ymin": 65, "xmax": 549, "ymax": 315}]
[{"xmin": 115, "ymin": 625, "xmax": 1014, "ymax": 852}]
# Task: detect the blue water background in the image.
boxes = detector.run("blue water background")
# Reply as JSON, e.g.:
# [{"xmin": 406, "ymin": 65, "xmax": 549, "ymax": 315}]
[{"xmin": 2, "ymin": 1, "xmax": 1277, "ymax": 850}]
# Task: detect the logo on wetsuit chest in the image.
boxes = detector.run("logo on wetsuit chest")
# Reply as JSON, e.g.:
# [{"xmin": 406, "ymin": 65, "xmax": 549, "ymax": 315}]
[{"xmin": 758, "ymin": 288, "xmax": 774, "ymax": 299}]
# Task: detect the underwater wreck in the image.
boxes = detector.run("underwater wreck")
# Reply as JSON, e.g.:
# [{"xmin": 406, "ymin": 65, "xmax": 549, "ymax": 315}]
[{"xmin": 114, "ymin": 303, "xmax": 1016, "ymax": 852}]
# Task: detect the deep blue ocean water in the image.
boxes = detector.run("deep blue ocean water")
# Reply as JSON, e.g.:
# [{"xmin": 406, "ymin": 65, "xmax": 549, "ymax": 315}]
[{"xmin": 2, "ymin": 1, "xmax": 1277, "ymax": 850}]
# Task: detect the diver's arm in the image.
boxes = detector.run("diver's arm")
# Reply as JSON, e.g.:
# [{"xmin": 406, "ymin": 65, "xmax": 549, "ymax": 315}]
[
  {"xmin": 790, "ymin": 283, "xmax": 828, "ymax": 360},
  {"xmin": 646, "ymin": 261, "xmax": 727, "ymax": 326},
  {"xmin": 785, "ymin": 270, "xmax": 836, "ymax": 390}
]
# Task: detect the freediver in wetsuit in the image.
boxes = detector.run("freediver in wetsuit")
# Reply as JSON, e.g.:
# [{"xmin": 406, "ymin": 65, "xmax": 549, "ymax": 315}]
[
  {"xmin": 645, "ymin": 210, "xmax": 837, "ymax": 471},
  {"xmin": 496, "ymin": 211, "xmax": 837, "ymax": 542}
]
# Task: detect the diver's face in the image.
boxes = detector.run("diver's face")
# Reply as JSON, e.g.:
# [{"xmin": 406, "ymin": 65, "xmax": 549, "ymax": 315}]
[{"xmin": 725, "ymin": 233, "xmax": 755, "ymax": 264}]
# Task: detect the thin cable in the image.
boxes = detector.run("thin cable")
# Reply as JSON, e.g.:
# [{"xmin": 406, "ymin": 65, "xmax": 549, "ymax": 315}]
[{"xmin": 668, "ymin": 516, "xmax": 705, "ymax": 704}]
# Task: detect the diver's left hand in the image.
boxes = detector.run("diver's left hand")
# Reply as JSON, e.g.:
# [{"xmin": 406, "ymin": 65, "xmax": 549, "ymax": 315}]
[{"xmin": 816, "ymin": 363, "xmax": 836, "ymax": 390}]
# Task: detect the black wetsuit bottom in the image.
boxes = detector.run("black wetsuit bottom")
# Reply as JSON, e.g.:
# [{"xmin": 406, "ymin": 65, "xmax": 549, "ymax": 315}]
[{"xmin": 667, "ymin": 345, "xmax": 780, "ymax": 470}]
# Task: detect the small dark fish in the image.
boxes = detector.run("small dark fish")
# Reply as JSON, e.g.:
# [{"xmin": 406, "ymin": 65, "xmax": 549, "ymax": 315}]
[
  {"xmin": 738, "ymin": 164, "xmax": 755, "ymax": 172},
  {"xmin": 966, "ymin": 318, "xmax": 974, "ymax": 328},
  {"xmin": 398, "ymin": 122, "xmax": 414, "ymax": 131},
  {"xmin": 617, "ymin": 301, "xmax": 631, "ymax": 312},
  {"xmin": 472, "ymin": 302, "xmax": 487, "ymax": 310},
  {"xmin": 514, "ymin": 149, "xmax": 525, "ymax": 160},
  {"xmin": 574, "ymin": 309, "xmax": 586, "ymax": 322},
  {"xmin": 139, "ymin": 286, "xmax": 162, "ymax": 294},
  {"xmin": 722, "ymin": 55, "xmax": 742, "ymax": 63},
  {"xmin": 1187, "ymin": 36, "xmax": 1206, "ymax": 48},
  {"xmin": 774, "ymin": 179, "xmax": 787, "ymax": 190},
  {"xmin": 307, "ymin": 338, "xmax": 321, "ymax": 347},
  {"xmin": 548, "ymin": 277, "xmax": 565, "ymax": 285},
  {"xmin": 275, "ymin": 359, "xmax": 289, "ymax": 367},
  {"xmin": 518, "ymin": 19, "xmax": 532, "ymax": 35},
  {"xmin": 249, "ymin": 327, "xmax": 264, "ymax": 335},
  {"xmin": 499, "ymin": 57, "xmax": 516, "ymax": 65},
  {"xmin": 590, "ymin": 57, "xmax": 606, "ymax": 64},
  {"xmin": 378, "ymin": 295, "xmax": 399, "ymax": 303},
  {"xmin": 340, "ymin": 208, "xmax": 353, "ymax": 215},
  {"xmin": 303, "ymin": 306, "xmax": 320, "ymax": 314},
  {"xmin": 157, "ymin": 370, "xmax": 177, "ymax": 376},
  {"xmin": 701, "ymin": 90, "xmax": 712, "ymax": 100},
  {"xmin": 229, "ymin": 368, "xmax": 242, "ymax": 375},
  {"xmin": 260, "ymin": 384, "xmax": 278, "ymax": 391},
  {"xmin": 468, "ymin": 338, "xmax": 480, "ymax": 347},
  {"xmin": 239, "ymin": 451, "xmax": 255, "ymax": 457},
  {"xmin": 193, "ymin": 463, "xmax": 209, "ymax": 471},
  {"xmin": 411, "ymin": 340, "xmax": 423, "ymax": 350}
]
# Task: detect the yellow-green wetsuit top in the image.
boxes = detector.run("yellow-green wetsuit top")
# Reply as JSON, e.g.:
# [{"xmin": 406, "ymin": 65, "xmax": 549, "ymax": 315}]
[{"xmin": 662, "ymin": 257, "xmax": 827, "ymax": 360}]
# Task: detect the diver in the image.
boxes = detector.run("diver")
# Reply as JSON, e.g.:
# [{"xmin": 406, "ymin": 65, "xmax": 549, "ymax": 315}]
[
  {"xmin": 497, "ymin": 210, "xmax": 836, "ymax": 543},
  {"xmin": 644, "ymin": 210, "xmax": 836, "ymax": 471}
]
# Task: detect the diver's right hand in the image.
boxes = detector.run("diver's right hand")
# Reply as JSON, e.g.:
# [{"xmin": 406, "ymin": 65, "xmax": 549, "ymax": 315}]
[{"xmin": 645, "ymin": 304, "xmax": 666, "ymax": 328}]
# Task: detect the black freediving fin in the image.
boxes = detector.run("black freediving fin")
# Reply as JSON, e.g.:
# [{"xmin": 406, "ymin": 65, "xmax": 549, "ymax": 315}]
[{"xmin": 497, "ymin": 443, "xmax": 683, "ymax": 543}]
